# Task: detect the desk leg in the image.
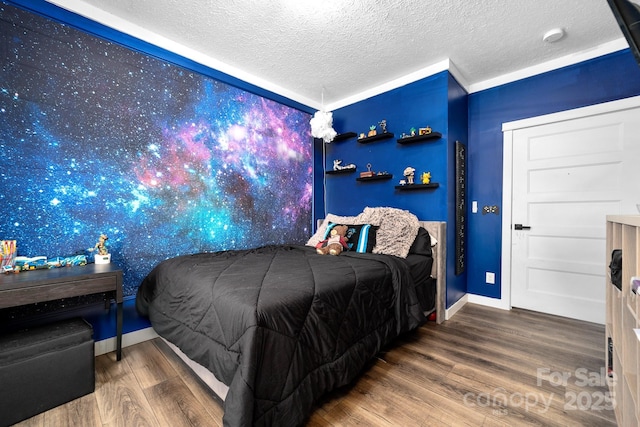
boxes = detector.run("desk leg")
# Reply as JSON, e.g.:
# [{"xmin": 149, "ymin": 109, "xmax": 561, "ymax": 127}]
[{"xmin": 116, "ymin": 301, "xmax": 123, "ymax": 361}]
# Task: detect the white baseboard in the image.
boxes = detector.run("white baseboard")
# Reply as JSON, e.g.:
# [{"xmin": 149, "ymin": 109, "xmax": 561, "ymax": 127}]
[
  {"xmin": 443, "ymin": 293, "xmax": 512, "ymax": 321},
  {"xmin": 94, "ymin": 327, "xmax": 158, "ymax": 356},
  {"xmin": 445, "ymin": 294, "xmax": 468, "ymax": 320},
  {"xmin": 467, "ymin": 293, "xmax": 511, "ymax": 311}
]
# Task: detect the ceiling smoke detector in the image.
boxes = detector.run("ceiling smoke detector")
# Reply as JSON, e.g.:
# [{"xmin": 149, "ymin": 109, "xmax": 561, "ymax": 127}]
[{"xmin": 543, "ymin": 28, "xmax": 565, "ymax": 43}]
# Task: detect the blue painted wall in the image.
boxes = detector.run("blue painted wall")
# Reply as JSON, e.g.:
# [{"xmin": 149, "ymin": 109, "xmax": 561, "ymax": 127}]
[
  {"xmin": 445, "ymin": 73, "xmax": 468, "ymax": 307},
  {"xmin": 325, "ymin": 71, "xmax": 468, "ymax": 307},
  {"xmin": 467, "ymin": 49, "xmax": 640, "ymax": 299}
]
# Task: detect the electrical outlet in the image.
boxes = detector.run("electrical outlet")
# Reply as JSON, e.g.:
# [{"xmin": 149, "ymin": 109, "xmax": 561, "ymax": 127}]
[{"xmin": 486, "ymin": 272, "xmax": 495, "ymax": 284}]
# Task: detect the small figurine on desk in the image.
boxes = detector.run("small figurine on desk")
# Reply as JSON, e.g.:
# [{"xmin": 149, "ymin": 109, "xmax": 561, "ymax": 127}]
[
  {"xmin": 89, "ymin": 234, "xmax": 111, "ymax": 264},
  {"xmin": 91, "ymin": 234, "xmax": 109, "ymax": 255}
]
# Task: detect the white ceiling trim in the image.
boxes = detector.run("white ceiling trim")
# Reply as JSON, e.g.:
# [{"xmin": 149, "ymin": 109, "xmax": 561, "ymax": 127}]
[
  {"xmin": 325, "ymin": 59, "xmax": 451, "ymax": 112},
  {"xmin": 45, "ymin": 0, "xmax": 634, "ymax": 111},
  {"xmin": 469, "ymin": 38, "xmax": 629, "ymax": 93},
  {"xmin": 324, "ymin": 59, "xmax": 473, "ymax": 112}
]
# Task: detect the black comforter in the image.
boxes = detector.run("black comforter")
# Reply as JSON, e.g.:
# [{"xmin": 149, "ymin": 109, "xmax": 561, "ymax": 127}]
[{"xmin": 136, "ymin": 245, "xmax": 426, "ymax": 426}]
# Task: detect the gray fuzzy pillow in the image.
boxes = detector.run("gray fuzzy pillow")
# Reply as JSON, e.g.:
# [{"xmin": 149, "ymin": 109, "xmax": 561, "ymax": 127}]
[{"xmin": 358, "ymin": 207, "xmax": 420, "ymax": 258}]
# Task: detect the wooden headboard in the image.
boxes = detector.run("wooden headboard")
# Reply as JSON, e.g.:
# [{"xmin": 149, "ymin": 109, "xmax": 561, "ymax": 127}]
[
  {"xmin": 418, "ymin": 221, "xmax": 446, "ymax": 324},
  {"xmin": 317, "ymin": 219, "xmax": 446, "ymax": 324}
]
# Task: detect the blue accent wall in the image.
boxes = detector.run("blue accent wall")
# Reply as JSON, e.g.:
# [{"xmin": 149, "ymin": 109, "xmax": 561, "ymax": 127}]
[
  {"xmin": 325, "ymin": 71, "xmax": 468, "ymax": 307},
  {"xmin": 467, "ymin": 49, "xmax": 640, "ymax": 299},
  {"xmin": 2, "ymin": 0, "xmax": 314, "ymax": 341},
  {"xmin": 327, "ymin": 72, "xmax": 449, "ymax": 217}
]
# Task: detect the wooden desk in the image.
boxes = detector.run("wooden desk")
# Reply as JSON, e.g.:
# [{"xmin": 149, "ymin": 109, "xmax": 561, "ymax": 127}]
[{"xmin": 0, "ymin": 263, "xmax": 123, "ymax": 360}]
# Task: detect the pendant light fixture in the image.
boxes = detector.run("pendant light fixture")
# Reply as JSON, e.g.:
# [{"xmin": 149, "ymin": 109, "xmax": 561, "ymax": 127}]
[{"xmin": 310, "ymin": 90, "xmax": 336, "ymax": 143}]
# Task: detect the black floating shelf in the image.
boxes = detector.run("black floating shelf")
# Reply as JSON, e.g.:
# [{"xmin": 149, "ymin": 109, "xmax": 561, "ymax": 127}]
[
  {"xmin": 395, "ymin": 183, "xmax": 440, "ymax": 190},
  {"xmin": 332, "ymin": 132, "xmax": 357, "ymax": 142},
  {"xmin": 356, "ymin": 174, "xmax": 393, "ymax": 182},
  {"xmin": 397, "ymin": 131, "xmax": 442, "ymax": 144},
  {"xmin": 325, "ymin": 168, "xmax": 356, "ymax": 175},
  {"xmin": 357, "ymin": 132, "xmax": 394, "ymax": 144}
]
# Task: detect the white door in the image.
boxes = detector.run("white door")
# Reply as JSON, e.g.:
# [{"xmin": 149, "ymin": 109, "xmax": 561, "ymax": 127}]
[{"xmin": 510, "ymin": 105, "xmax": 640, "ymax": 324}]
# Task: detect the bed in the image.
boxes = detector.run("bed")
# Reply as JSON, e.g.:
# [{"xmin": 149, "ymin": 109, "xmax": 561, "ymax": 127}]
[{"xmin": 136, "ymin": 208, "xmax": 446, "ymax": 426}]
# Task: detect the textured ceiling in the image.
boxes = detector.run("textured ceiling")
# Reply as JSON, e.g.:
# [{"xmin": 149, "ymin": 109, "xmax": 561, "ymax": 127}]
[{"xmin": 47, "ymin": 0, "xmax": 627, "ymax": 110}]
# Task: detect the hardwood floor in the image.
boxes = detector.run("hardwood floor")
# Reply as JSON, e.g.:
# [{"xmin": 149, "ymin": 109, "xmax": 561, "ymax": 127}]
[{"xmin": 14, "ymin": 304, "xmax": 616, "ymax": 426}]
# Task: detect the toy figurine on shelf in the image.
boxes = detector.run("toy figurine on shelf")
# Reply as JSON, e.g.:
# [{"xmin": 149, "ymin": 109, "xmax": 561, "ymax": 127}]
[
  {"xmin": 419, "ymin": 127, "xmax": 432, "ymax": 135},
  {"xmin": 410, "ymin": 127, "xmax": 416, "ymax": 136},
  {"xmin": 421, "ymin": 171, "xmax": 432, "ymax": 184},
  {"xmin": 360, "ymin": 163, "xmax": 376, "ymax": 178},
  {"xmin": 403, "ymin": 166, "xmax": 416, "ymax": 184},
  {"xmin": 368, "ymin": 125, "xmax": 377, "ymax": 137},
  {"xmin": 379, "ymin": 119, "xmax": 388, "ymax": 133},
  {"xmin": 333, "ymin": 159, "xmax": 356, "ymax": 171}
]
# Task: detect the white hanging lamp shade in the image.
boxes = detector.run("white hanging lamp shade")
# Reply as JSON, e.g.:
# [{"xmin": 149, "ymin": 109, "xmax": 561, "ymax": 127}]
[{"xmin": 310, "ymin": 110, "xmax": 337, "ymax": 143}]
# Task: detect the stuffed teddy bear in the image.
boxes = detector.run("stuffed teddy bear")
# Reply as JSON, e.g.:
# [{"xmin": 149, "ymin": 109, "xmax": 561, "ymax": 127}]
[{"xmin": 316, "ymin": 225, "xmax": 349, "ymax": 256}]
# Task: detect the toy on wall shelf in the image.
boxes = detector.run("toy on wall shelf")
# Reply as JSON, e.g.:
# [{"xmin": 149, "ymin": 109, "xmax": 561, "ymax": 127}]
[
  {"xmin": 368, "ymin": 125, "xmax": 377, "ymax": 137},
  {"xmin": 360, "ymin": 163, "xmax": 376, "ymax": 178},
  {"xmin": 410, "ymin": 127, "xmax": 416, "ymax": 136},
  {"xmin": 419, "ymin": 127, "xmax": 432, "ymax": 135},
  {"xmin": 403, "ymin": 166, "xmax": 416, "ymax": 184},
  {"xmin": 378, "ymin": 119, "xmax": 388, "ymax": 133},
  {"xmin": 332, "ymin": 159, "xmax": 356, "ymax": 171},
  {"xmin": 421, "ymin": 171, "xmax": 432, "ymax": 184}
]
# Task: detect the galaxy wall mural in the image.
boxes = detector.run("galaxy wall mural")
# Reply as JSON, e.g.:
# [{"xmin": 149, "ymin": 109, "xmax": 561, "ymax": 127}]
[{"xmin": 0, "ymin": 3, "xmax": 313, "ymax": 296}]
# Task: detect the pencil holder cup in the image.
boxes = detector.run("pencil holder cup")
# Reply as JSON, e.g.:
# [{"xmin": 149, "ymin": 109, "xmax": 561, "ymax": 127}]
[{"xmin": 1, "ymin": 240, "xmax": 17, "ymax": 269}]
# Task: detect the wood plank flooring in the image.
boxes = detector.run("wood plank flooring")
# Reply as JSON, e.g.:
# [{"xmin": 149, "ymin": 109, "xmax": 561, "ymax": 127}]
[{"xmin": 13, "ymin": 303, "xmax": 617, "ymax": 426}]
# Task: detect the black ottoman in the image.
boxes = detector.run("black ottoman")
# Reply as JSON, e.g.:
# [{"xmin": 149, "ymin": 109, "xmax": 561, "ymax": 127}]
[{"xmin": 0, "ymin": 318, "xmax": 95, "ymax": 426}]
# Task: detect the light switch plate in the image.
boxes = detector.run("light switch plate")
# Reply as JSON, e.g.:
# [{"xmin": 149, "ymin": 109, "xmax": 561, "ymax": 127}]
[{"xmin": 486, "ymin": 272, "xmax": 495, "ymax": 284}]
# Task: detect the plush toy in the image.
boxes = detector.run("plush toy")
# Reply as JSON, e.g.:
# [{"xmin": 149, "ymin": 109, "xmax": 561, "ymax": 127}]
[{"xmin": 316, "ymin": 225, "xmax": 349, "ymax": 256}]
